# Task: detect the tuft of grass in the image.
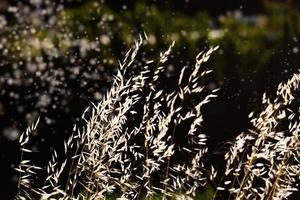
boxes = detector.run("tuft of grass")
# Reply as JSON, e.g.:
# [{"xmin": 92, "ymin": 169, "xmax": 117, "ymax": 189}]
[
  {"xmin": 217, "ymin": 73, "xmax": 300, "ymax": 199},
  {"xmin": 15, "ymin": 35, "xmax": 300, "ymax": 200},
  {"xmin": 16, "ymin": 35, "xmax": 219, "ymax": 199}
]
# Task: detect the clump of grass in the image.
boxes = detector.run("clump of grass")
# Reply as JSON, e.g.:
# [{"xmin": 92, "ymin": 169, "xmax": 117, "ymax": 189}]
[
  {"xmin": 218, "ymin": 73, "xmax": 300, "ymax": 199},
  {"xmin": 16, "ymin": 34, "xmax": 300, "ymax": 200},
  {"xmin": 16, "ymin": 117, "xmax": 41, "ymax": 199},
  {"xmin": 15, "ymin": 35, "xmax": 219, "ymax": 199}
]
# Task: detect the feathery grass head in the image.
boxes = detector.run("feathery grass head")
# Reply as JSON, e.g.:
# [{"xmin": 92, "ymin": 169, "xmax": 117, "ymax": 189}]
[
  {"xmin": 220, "ymin": 72, "xmax": 300, "ymax": 200},
  {"xmin": 16, "ymin": 35, "xmax": 219, "ymax": 200}
]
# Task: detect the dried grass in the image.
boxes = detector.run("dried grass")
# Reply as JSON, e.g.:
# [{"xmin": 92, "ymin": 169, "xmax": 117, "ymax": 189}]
[
  {"xmin": 219, "ymin": 73, "xmax": 300, "ymax": 199},
  {"xmin": 15, "ymin": 36, "xmax": 300, "ymax": 200},
  {"xmin": 16, "ymin": 35, "xmax": 218, "ymax": 199}
]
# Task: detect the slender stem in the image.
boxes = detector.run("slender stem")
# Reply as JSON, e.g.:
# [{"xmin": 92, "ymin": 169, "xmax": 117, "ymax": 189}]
[
  {"xmin": 163, "ymin": 122, "xmax": 178, "ymax": 198},
  {"xmin": 17, "ymin": 150, "xmax": 24, "ymax": 195},
  {"xmin": 267, "ymin": 154, "xmax": 289, "ymax": 200}
]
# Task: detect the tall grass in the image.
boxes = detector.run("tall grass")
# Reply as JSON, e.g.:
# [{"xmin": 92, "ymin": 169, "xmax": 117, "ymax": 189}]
[
  {"xmin": 15, "ymin": 36, "xmax": 300, "ymax": 200},
  {"xmin": 218, "ymin": 73, "xmax": 300, "ymax": 199}
]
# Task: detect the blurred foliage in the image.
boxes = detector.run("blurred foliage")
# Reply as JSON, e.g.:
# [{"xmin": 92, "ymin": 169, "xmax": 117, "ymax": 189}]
[{"xmin": 2, "ymin": 1, "xmax": 300, "ymax": 91}]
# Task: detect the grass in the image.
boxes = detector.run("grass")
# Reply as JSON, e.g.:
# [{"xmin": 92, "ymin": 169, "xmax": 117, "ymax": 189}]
[
  {"xmin": 95, "ymin": 186, "xmax": 214, "ymax": 200},
  {"xmin": 15, "ymin": 35, "xmax": 300, "ymax": 200}
]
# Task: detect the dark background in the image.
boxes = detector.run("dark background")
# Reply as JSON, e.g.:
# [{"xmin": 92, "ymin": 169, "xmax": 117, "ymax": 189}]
[{"xmin": 0, "ymin": 0, "xmax": 300, "ymax": 199}]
